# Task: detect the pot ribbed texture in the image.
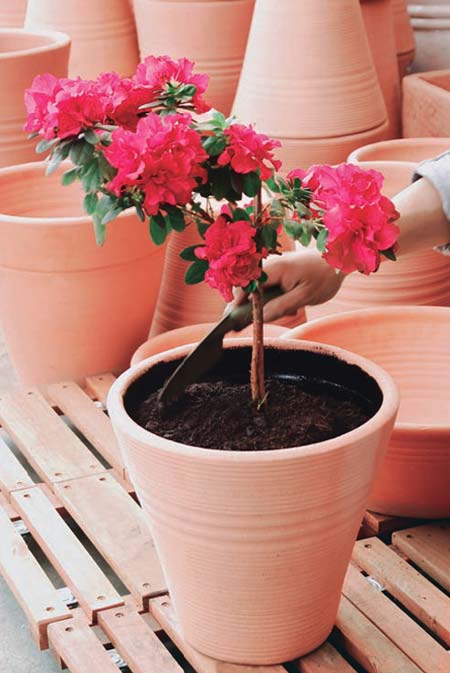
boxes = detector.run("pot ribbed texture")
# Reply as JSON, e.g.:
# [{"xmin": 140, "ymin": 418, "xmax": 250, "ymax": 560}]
[
  {"xmin": 403, "ymin": 70, "xmax": 450, "ymax": 137},
  {"xmin": 108, "ymin": 339, "xmax": 399, "ymax": 663},
  {"xmin": 0, "ymin": 0, "xmax": 27, "ymax": 27},
  {"xmin": 408, "ymin": 2, "xmax": 450, "ymax": 72},
  {"xmin": 282, "ymin": 308, "xmax": 450, "ymax": 517},
  {"xmin": 0, "ymin": 162, "xmax": 166, "ymax": 385},
  {"xmin": 25, "ymin": 0, "xmax": 139, "ymax": 77},
  {"xmin": 391, "ymin": 0, "xmax": 416, "ymax": 76}
]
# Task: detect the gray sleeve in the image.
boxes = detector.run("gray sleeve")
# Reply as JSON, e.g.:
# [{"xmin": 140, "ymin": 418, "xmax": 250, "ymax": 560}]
[{"xmin": 413, "ymin": 150, "xmax": 450, "ymax": 255}]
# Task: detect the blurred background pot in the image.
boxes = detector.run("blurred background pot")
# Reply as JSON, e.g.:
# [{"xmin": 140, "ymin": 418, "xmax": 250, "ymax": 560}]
[
  {"xmin": 0, "ymin": 0, "xmax": 27, "ymax": 28},
  {"xmin": 402, "ymin": 70, "xmax": 450, "ymax": 137},
  {"xmin": 408, "ymin": 1, "xmax": 450, "ymax": 72},
  {"xmin": 391, "ymin": 0, "xmax": 416, "ymax": 76}
]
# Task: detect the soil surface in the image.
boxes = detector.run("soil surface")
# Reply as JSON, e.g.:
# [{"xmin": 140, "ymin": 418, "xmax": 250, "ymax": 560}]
[{"xmin": 131, "ymin": 378, "xmax": 372, "ymax": 451}]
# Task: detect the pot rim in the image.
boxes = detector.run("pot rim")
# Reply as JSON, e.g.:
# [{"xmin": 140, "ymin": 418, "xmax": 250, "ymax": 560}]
[
  {"xmin": 281, "ymin": 306, "xmax": 450, "ymax": 434},
  {"xmin": 108, "ymin": 337, "xmax": 399, "ymax": 461},
  {"xmin": 0, "ymin": 28, "xmax": 70, "ymax": 60},
  {"xmin": 347, "ymin": 137, "xmax": 450, "ymax": 163}
]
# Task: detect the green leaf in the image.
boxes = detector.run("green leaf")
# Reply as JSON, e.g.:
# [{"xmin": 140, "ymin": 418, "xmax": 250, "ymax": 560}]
[
  {"xmin": 232, "ymin": 207, "xmax": 251, "ymax": 222},
  {"xmin": 381, "ymin": 247, "xmax": 397, "ymax": 261},
  {"xmin": 165, "ymin": 206, "xmax": 186, "ymax": 232},
  {"xmin": 101, "ymin": 207, "xmax": 122, "ymax": 226},
  {"xmin": 91, "ymin": 195, "xmax": 120, "ymax": 245},
  {"xmin": 70, "ymin": 140, "xmax": 94, "ymax": 166},
  {"xmin": 230, "ymin": 171, "xmax": 243, "ymax": 196},
  {"xmin": 315, "ymin": 228, "xmax": 328, "ymax": 253},
  {"xmin": 180, "ymin": 245, "xmax": 201, "ymax": 261},
  {"xmin": 270, "ymin": 199, "xmax": 285, "ymax": 217},
  {"xmin": 210, "ymin": 167, "xmax": 231, "ymax": 200},
  {"xmin": 242, "ymin": 171, "xmax": 261, "ymax": 197},
  {"xmin": 83, "ymin": 192, "xmax": 98, "ymax": 215},
  {"xmin": 202, "ymin": 134, "xmax": 226, "ymax": 157},
  {"xmin": 36, "ymin": 137, "xmax": 59, "ymax": 154},
  {"xmin": 135, "ymin": 203, "xmax": 145, "ymax": 222},
  {"xmin": 299, "ymin": 227, "xmax": 312, "ymax": 247},
  {"xmin": 80, "ymin": 160, "xmax": 101, "ymax": 193},
  {"xmin": 46, "ymin": 147, "xmax": 66, "ymax": 176},
  {"xmin": 61, "ymin": 167, "xmax": 79, "ymax": 186},
  {"xmin": 150, "ymin": 214, "xmax": 169, "ymax": 246},
  {"xmin": 259, "ymin": 271, "xmax": 268, "ymax": 284},
  {"xmin": 266, "ymin": 176, "xmax": 280, "ymax": 193},
  {"xmin": 84, "ymin": 128, "xmax": 100, "ymax": 145},
  {"xmin": 260, "ymin": 226, "xmax": 278, "ymax": 251},
  {"xmin": 185, "ymin": 259, "xmax": 208, "ymax": 285},
  {"xmin": 283, "ymin": 218, "xmax": 303, "ymax": 238},
  {"xmin": 97, "ymin": 152, "xmax": 116, "ymax": 181}
]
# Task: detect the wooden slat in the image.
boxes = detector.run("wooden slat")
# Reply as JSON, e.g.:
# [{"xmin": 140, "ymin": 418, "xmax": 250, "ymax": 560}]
[
  {"xmin": 151, "ymin": 596, "xmax": 285, "ymax": 673},
  {"xmin": 48, "ymin": 619, "xmax": 119, "ymax": 673},
  {"xmin": 48, "ymin": 382, "xmax": 123, "ymax": 473},
  {"xmin": 0, "ymin": 389, "xmax": 105, "ymax": 485},
  {"xmin": 84, "ymin": 373, "xmax": 116, "ymax": 406},
  {"xmin": 362, "ymin": 510, "xmax": 422, "ymax": 536},
  {"xmin": 98, "ymin": 603, "xmax": 182, "ymax": 673},
  {"xmin": 393, "ymin": 523, "xmax": 450, "ymax": 592},
  {"xmin": 54, "ymin": 473, "xmax": 166, "ymax": 609},
  {"xmin": 296, "ymin": 641, "xmax": 357, "ymax": 673},
  {"xmin": 0, "ymin": 503, "xmax": 71, "ymax": 649},
  {"xmin": 11, "ymin": 486, "xmax": 123, "ymax": 623},
  {"xmin": 0, "ymin": 491, "xmax": 19, "ymax": 520},
  {"xmin": 343, "ymin": 563, "xmax": 449, "ymax": 673},
  {"xmin": 353, "ymin": 537, "xmax": 450, "ymax": 645},
  {"xmin": 336, "ymin": 595, "xmax": 423, "ymax": 673},
  {"xmin": 0, "ymin": 435, "xmax": 35, "ymax": 498}
]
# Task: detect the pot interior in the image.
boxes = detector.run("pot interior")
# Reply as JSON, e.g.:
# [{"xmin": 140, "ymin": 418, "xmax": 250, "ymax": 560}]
[{"xmin": 0, "ymin": 32, "xmax": 57, "ymax": 55}]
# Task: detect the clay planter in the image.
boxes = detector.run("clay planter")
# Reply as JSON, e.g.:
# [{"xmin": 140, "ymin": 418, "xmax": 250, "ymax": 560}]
[
  {"xmin": 133, "ymin": 0, "xmax": 255, "ymax": 116},
  {"xmin": 25, "ymin": 0, "xmax": 139, "ymax": 78},
  {"xmin": 402, "ymin": 70, "xmax": 450, "ymax": 137},
  {"xmin": 0, "ymin": 28, "xmax": 70, "ymax": 168},
  {"xmin": 348, "ymin": 136, "xmax": 450, "ymax": 163},
  {"xmin": 408, "ymin": 2, "xmax": 450, "ymax": 72},
  {"xmin": 0, "ymin": 0, "xmax": 27, "ymax": 27},
  {"xmin": 0, "ymin": 162, "xmax": 166, "ymax": 386},
  {"xmin": 282, "ymin": 307, "xmax": 450, "ymax": 517},
  {"xmin": 391, "ymin": 0, "xmax": 416, "ymax": 76},
  {"xmin": 108, "ymin": 338, "xmax": 398, "ymax": 663},
  {"xmin": 360, "ymin": 0, "xmax": 401, "ymax": 137},
  {"xmin": 232, "ymin": 0, "xmax": 389, "ymax": 172}
]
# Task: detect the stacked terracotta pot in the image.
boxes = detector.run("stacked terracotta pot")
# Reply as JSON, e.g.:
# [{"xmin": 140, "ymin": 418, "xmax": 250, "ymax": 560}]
[
  {"xmin": 0, "ymin": 0, "xmax": 27, "ymax": 27},
  {"xmin": 392, "ymin": 0, "xmax": 416, "ymax": 76},
  {"xmin": 408, "ymin": 1, "xmax": 450, "ymax": 72},
  {"xmin": 403, "ymin": 70, "xmax": 450, "ymax": 137}
]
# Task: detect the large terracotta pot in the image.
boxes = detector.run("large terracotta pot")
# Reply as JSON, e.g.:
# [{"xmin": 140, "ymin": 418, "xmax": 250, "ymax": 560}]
[
  {"xmin": 391, "ymin": 0, "xmax": 416, "ymax": 76},
  {"xmin": 0, "ymin": 162, "xmax": 166, "ymax": 386},
  {"xmin": 408, "ymin": 1, "xmax": 450, "ymax": 72},
  {"xmin": 348, "ymin": 136, "xmax": 450, "ymax": 163},
  {"xmin": 25, "ymin": 0, "xmax": 139, "ymax": 78},
  {"xmin": 133, "ymin": 0, "xmax": 255, "ymax": 116},
  {"xmin": 360, "ymin": 0, "xmax": 401, "ymax": 137},
  {"xmin": 0, "ymin": 0, "xmax": 27, "ymax": 27},
  {"xmin": 232, "ymin": 0, "xmax": 389, "ymax": 172},
  {"xmin": 282, "ymin": 307, "xmax": 450, "ymax": 517},
  {"xmin": 0, "ymin": 28, "xmax": 70, "ymax": 168},
  {"xmin": 108, "ymin": 338, "xmax": 398, "ymax": 663},
  {"xmin": 403, "ymin": 70, "xmax": 450, "ymax": 137}
]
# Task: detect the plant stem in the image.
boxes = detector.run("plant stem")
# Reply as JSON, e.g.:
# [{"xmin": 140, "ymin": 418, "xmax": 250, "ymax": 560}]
[{"xmin": 250, "ymin": 187, "xmax": 266, "ymax": 408}]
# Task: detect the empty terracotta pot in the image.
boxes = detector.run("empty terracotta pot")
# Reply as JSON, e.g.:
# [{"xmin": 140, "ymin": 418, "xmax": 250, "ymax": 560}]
[
  {"xmin": 348, "ymin": 136, "xmax": 450, "ymax": 163},
  {"xmin": 403, "ymin": 70, "xmax": 450, "ymax": 137},
  {"xmin": 408, "ymin": 1, "xmax": 450, "ymax": 72},
  {"xmin": 360, "ymin": 0, "xmax": 401, "ymax": 137},
  {"xmin": 108, "ymin": 338, "xmax": 398, "ymax": 663},
  {"xmin": 232, "ymin": 0, "xmax": 389, "ymax": 171},
  {"xmin": 282, "ymin": 307, "xmax": 450, "ymax": 517},
  {"xmin": 0, "ymin": 0, "xmax": 27, "ymax": 27},
  {"xmin": 0, "ymin": 28, "xmax": 70, "ymax": 168},
  {"xmin": 133, "ymin": 0, "xmax": 255, "ymax": 115},
  {"xmin": 0, "ymin": 162, "xmax": 167, "ymax": 386},
  {"xmin": 391, "ymin": 0, "xmax": 416, "ymax": 76},
  {"xmin": 25, "ymin": 0, "xmax": 139, "ymax": 78}
]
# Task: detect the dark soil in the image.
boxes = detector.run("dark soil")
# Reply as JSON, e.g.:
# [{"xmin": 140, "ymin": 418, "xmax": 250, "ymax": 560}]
[{"xmin": 131, "ymin": 378, "xmax": 372, "ymax": 451}]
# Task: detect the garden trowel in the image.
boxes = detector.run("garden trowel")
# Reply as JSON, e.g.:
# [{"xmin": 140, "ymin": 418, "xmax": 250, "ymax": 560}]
[{"xmin": 158, "ymin": 285, "xmax": 284, "ymax": 407}]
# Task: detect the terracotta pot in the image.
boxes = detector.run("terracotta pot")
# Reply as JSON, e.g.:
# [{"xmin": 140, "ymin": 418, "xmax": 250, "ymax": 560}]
[
  {"xmin": 0, "ymin": 0, "xmax": 27, "ymax": 27},
  {"xmin": 0, "ymin": 28, "xmax": 70, "ymax": 168},
  {"xmin": 282, "ymin": 307, "xmax": 450, "ymax": 517},
  {"xmin": 108, "ymin": 338, "xmax": 398, "ymax": 663},
  {"xmin": 0, "ymin": 162, "xmax": 166, "ymax": 386},
  {"xmin": 133, "ymin": 0, "xmax": 255, "ymax": 116},
  {"xmin": 360, "ymin": 0, "xmax": 401, "ymax": 137},
  {"xmin": 25, "ymin": 0, "xmax": 139, "ymax": 78},
  {"xmin": 232, "ymin": 0, "xmax": 389, "ymax": 172},
  {"xmin": 408, "ymin": 1, "xmax": 450, "ymax": 72},
  {"xmin": 402, "ymin": 69, "xmax": 450, "ymax": 137},
  {"xmin": 131, "ymin": 322, "xmax": 285, "ymax": 365},
  {"xmin": 348, "ymin": 136, "xmax": 450, "ymax": 163},
  {"xmin": 391, "ymin": 0, "xmax": 416, "ymax": 76}
]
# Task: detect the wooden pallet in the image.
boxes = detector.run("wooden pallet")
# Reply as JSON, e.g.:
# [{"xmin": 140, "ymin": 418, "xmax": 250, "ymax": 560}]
[{"xmin": 0, "ymin": 374, "xmax": 448, "ymax": 673}]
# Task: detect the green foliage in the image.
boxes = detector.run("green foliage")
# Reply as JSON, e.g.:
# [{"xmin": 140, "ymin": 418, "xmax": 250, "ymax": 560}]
[
  {"xmin": 381, "ymin": 247, "xmax": 397, "ymax": 261},
  {"xmin": 202, "ymin": 134, "xmax": 226, "ymax": 157},
  {"xmin": 242, "ymin": 171, "xmax": 261, "ymax": 197},
  {"xmin": 315, "ymin": 228, "xmax": 328, "ymax": 253},
  {"xmin": 150, "ymin": 213, "xmax": 169, "ymax": 245},
  {"xmin": 165, "ymin": 206, "xmax": 186, "ymax": 232},
  {"xmin": 61, "ymin": 167, "xmax": 79, "ymax": 186},
  {"xmin": 232, "ymin": 207, "xmax": 251, "ymax": 222},
  {"xmin": 185, "ymin": 259, "xmax": 208, "ymax": 284},
  {"xmin": 91, "ymin": 195, "xmax": 120, "ymax": 246},
  {"xmin": 36, "ymin": 137, "xmax": 59, "ymax": 154},
  {"xmin": 180, "ymin": 245, "xmax": 200, "ymax": 261},
  {"xmin": 260, "ymin": 225, "xmax": 278, "ymax": 251},
  {"xmin": 83, "ymin": 192, "xmax": 98, "ymax": 215}
]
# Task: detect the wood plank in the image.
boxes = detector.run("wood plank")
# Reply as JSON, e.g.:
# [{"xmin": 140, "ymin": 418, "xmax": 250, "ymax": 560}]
[
  {"xmin": 84, "ymin": 374, "xmax": 116, "ymax": 406},
  {"xmin": 343, "ymin": 563, "xmax": 449, "ymax": 673},
  {"xmin": 98, "ymin": 603, "xmax": 182, "ymax": 673},
  {"xmin": 11, "ymin": 486, "xmax": 123, "ymax": 623},
  {"xmin": 151, "ymin": 596, "xmax": 285, "ymax": 673},
  {"xmin": 0, "ymin": 491, "xmax": 19, "ymax": 520},
  {"xmin": 336, "ymin": 595, "xmax": 423, "ymax": 673},
  {"xmin": 296, "ymin": 641, "xmax": 357, "ymax": 673},
  {"xmin": 0, "ymin": 503, "xmax": 71, "ymax": 649},
  {"xmin": 48, "ymin": 619, "xmax": 119, "ymax": 673},
  {"xmin": 393, "ymin": 523, "xmax": 450, "ymax": 592},
  {"xmin": 0, "ymin": 389, "xmax": 105, "ymax": 485},
  {"xmin": 362, "ymin": 510, "xmax": 422, "ymax": 536},
  {"xmin": 54, "ymin": 473, "xmax": 166, "ymax": 610},
  {"xmin": 0, "ymin": 435, "xmax": 35, "ymax": 497},
  {"xmin": 47, "ymin": 382, "xmax": 123, "ymax": 473},
  {"xmin": 353, "ymin": 537, "xmax": 450, "ymax": 645}
]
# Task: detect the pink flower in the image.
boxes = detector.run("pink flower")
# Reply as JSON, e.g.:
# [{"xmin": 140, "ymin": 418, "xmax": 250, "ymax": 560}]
[
  {"xmin": 195, "ymin": 215, "xmax": 264, "ymax": 301},
  {"xmin": 24, "ymin": 73, "xmax": 63, "ymax": 139},
  {"xmin": 104, "ymin": 112, "xmax": 208, "ymax": 215},
  {"xmin": 217, "ymin": 124, "xmax": 282, "ymax": 180}
]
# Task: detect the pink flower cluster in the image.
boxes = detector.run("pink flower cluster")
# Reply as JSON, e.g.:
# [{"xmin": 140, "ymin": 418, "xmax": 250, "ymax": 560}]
[
  {"xmin": 24, "ymin": 55, "xmax": 210, "ymax": 140},
  {"xmin": 104, "ymin": 113, "xmax": 208, "ymax": 215},
  {"xmin": 195, "ymin": 214, "xmax": 266, "ymax": 302},
  {"xmin": 288, "ymin": 164, "xmax": 400, "ymax": 275},
  {"xmin": 217, "ymin": 124, "xmax": 281, "ymax": 180}
]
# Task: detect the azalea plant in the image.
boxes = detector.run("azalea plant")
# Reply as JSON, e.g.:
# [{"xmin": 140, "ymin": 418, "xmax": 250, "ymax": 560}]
[{"xmin": 25, "ymin": 55, "xmax": 400, "ymax": 408}]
